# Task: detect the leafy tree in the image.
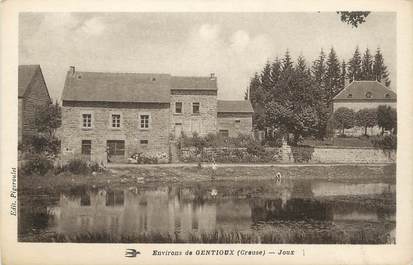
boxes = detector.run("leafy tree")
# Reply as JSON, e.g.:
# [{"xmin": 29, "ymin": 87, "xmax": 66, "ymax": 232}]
[
  {"xmin": 347, "ymin": 46, "xmax": 362, "ymax": 82},
  {"xmin": 325, "ymin": 47, "xmax": 342, "ymax": 103},
  {"xmin": 373, "ymin": 48, "xmax": 391, "ymax": 86},
  {"xmin": 34, "ymin": 101, "xmax": 62, "ymax": 139},
  {"xmin": 355, "ymin": 108, "xmax": 377, "ymax": 135},
  {"xmin": 377, "ymin": 105, "xmax": 397, "ymax": 134},
  {"xmin": 333, "ymin": 107, "xmax": 355, "ymax": 135},
  {"xmin": 337, "ymin": 12, "xmax": 371, "ymax": 28},
  {"xmin": 361, "ymin": 48, "xmax": 374, "ymax": 80}
]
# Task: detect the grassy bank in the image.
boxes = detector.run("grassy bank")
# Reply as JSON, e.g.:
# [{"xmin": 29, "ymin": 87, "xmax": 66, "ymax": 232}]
[
  {"xmin": 19, "ymin": 220, "xmax": 394, "ymax": 244},
  {"xmin": 18, "ymin": 164, "xmax": 396, "ymax": 195}
]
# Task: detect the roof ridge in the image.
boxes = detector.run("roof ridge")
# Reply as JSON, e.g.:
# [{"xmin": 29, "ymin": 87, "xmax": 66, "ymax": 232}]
[
  {"xmin": 352, "ymin": 80, "xmax": 379, "ymax": 82},
  {"xmin": 172, "ymin": 75, "xmax": 214, "ymax": 78},
  {"xmin": 218, "ymin": 99, "xmax": 249, "ymax": 102},
  {"xmin": 74, "ymin": 70, "xmax": 171, "ymax": 76},
  {"xmin": 19, "ymin": 64, "xmax": 41, "ymax": 67}
]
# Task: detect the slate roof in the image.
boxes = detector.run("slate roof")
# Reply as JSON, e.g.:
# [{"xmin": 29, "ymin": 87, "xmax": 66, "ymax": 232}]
[
  {"xmin": 62, "ymin": 71, "xmax": 172, "ymax": 103},
  {"xmin": 333, "ymin": 81, "xmax": 397, "ymax": 101},
  {"xmin": 19, "ymin": 65, "xmax": 40, "ymax": 97},
  {"xmin": 217, "ymin": 100, "xmax": 254, "ymax": 113},
  {"xmin": 62, "ymin": 68, "xmax": 218, "ymax": 103},
  {"xmin": 171, "ymin": 76, "xmax": 217, "ymax": 90}
]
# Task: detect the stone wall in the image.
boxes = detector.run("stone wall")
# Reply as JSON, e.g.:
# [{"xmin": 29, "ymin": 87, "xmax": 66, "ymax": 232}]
[
  {"xmin": 217, "ymin": 113, "xmax": 252, "ymax": 137},
  {"xmin": 311, "ymin": 147, "xmax": 396, "ymax": 163},
  {"xmin": 179, "ymin": 144, "xmax": 395, "ymax": 164},
  {"xmin": 170, "ymin": 89, "xmax": 217, "ymax": 138},
  {"xmin": 61, "ymin": 101, "xmax": 170, "ymax": 164},
  {"xmin": 282, "ymin": 145, "xmax": 396, "ymax": 164}
]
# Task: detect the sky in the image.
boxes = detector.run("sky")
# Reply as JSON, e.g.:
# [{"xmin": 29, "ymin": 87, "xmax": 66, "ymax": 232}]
[{"xmin": 19, "ymin": 12, "xmax": 396, "ymax": 101}]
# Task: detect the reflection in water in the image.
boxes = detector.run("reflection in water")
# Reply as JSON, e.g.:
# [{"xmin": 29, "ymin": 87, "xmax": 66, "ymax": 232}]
[{"xmin": 19, "ymin": 180, "xmax": 395, "ymax": 242}]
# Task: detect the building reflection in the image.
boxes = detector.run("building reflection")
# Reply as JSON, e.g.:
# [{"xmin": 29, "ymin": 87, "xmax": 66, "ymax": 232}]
[{"xmin": 47, "ymin": 181, "xmax": 395, "ymax": 238}]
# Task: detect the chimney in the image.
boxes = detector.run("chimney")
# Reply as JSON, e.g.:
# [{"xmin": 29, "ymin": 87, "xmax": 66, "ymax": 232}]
[
  {"xmin": 69, "ymin": 66, "xmax": 75, "ymax": 76},
  {"xmin": 210, "ymin": 73, "xmax": 216, "ymax": 80}
]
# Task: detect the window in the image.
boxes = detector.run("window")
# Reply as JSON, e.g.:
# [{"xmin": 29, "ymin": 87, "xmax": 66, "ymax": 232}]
[
  {"xmin": 175, "ymin": 102, "xmax": 182, "ymax": 114},
  {"xmin": 366, "ymin": 92, "xmax": 372, "ymax": 98},
  {"xmin": 82, "ymin": 114, "xmax": 92, "ymax": 128},
  {"xmin": 219, "ymin": 130, "xmax": 229, "ymax": 137},
  {"xmin": 385, "ymin": 93, "xmax": 390, "ymax": 98},
  {"xmin": 81, "ymin": 140, "xmax": 91, "ymax": 155},
  {"xmin": 111, "ymin": 114, "xmax": 121, "ymax": 128},
  {"xmin": 347, "ymin": 94, "xmax": 353, "ymax": 98},
  {"xmin": 235, "ymin": 120, "xmax": 241, "ymax": 123},
  {"xmin": 140, "ymin": 140, "xmax": 148, "ymax": 145},
  {"xmin": 192, "ymin": 102, "xmax": 200, "ymax": 114},
  {"xmin": 140, "ymin": 114, "xmax": 150, "ymax": 129}
]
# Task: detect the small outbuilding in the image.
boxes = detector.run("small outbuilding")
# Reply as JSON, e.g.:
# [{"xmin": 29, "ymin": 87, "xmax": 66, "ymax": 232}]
[
  {"xmin": 217, "ymin": 100, "xmax": 253, "ymax": 137},
  {"xmin": 18, "ymin": 65, "xmax": 51, "ymax": 143}
]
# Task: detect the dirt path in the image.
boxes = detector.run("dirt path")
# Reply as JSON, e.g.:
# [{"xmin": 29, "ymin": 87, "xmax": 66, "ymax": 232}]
[{"xmin": 108, "ymin": 162, "xmax": 394, "ymax": 168}]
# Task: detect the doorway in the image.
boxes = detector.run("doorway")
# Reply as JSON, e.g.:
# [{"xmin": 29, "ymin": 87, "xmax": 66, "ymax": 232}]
[{"xmin": 106, "ymin": 140, "xmax": 125, "ymax": 163}]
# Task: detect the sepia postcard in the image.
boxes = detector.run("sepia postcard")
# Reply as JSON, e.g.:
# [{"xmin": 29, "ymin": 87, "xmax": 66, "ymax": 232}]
[{"xmin": 1, "ymin": 0, "xmax": 413, "ymax": 264}]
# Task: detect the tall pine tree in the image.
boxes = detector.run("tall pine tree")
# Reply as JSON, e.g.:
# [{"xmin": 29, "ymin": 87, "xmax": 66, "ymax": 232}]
[
  {"xmin": 373, "ymin": 48, "xmax": 391, "ymax": 87},
  {"xmin": 325, "ymin": 47, "xmax": 341, "ymax": 103},
  {"xmin": 347, "ymin": 46, "xmax": 362, "ymax": 82},
  {"xmin": 261, "ymin": 61, "xmax": 273, "ymax": 93},
  {"xmin": 248, "ymin": 73, "xmax": 266, "ymax": 129},
  {"xmin": 340, "ymin": 60, "xmax": 347, "ymax": 91},
  {"xmin": 281, "ymin": 50, "xmax": 293, "ymax": 72},
  {"xmin": 270, "ymin": 58, "xmax": 281, "ymax": 88},
  {"xmin": 361, "ymin": 48, "xmax": 374, "ymax": 80},
  {"xmin": 312, "ymin": 49, "xmax": 326, "ymax": 89}
]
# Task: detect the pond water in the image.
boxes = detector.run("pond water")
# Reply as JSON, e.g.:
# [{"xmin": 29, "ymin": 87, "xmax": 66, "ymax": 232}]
[{"xmin": 19, "ymin": 179, "xmax": 396, "ymax": 244}]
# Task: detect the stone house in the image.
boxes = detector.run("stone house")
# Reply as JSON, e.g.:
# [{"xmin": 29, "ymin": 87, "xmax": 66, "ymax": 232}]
[
  {"xmin": 61, "ymin": 67, "xmax": 253, "ymax": 163},
  {"xmin": 18, "ymin": 65, "xmax": 51, "ymax": 143},
  {"xmin": 332, "ymin": 80, "xmax": 397, "ymax": 135},
  {"xmin": 217, "ymin": 100, "xmax": 254, "ymax": 137},
  {"xmin": 170, "ymin": 75, "xmax": 218, "ymax": 138}
]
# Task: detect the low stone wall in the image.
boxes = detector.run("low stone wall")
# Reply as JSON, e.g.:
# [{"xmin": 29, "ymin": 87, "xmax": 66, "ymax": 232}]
[
  {"xmin": 283, "ymin": 145, "xmax": 396, "ymax": 164},
  {"xmin": 179, "ymin": 145, "xmax": 396, "ymax": 164},
  {"xmin": 311, "ymin": 147, "xmax": 396, "ymax": 163}
]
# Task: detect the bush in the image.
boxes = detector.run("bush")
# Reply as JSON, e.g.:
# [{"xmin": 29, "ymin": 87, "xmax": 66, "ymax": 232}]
[
  {"xmin": 65, "ymin": 159, "xmax": 90, "ymax": 175},
  {"xmin": 371, "ymin": 135, "xmax": 397, "ymax": 150},
  {"xmin": 54, "ymin": 159, "xmax": 105, "ymax": 175},
  {"xmin": 291, "ymin": 146, "xmax": 315, "ymax": 163},
  {"xmin": 246, "ymin": 141, "xmax": 265, "ymax": 157},
  {"xmin": 179, "ymin": 133, "xmax": 256, "ymax": 149},
  {"xmin": 21, "ymin": 134, "xmax": 61, "ymax": 157},
  {"xmin": 129, "ymin": 153, "xmax": 159, "ymax": 164},
  {"xmin": 20, "ymin": 154, "xmax": 53, "ymax": 176},
  {"xmin": 25, "ymin": 135, "xmax": 49, "ymax": 153}
]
